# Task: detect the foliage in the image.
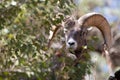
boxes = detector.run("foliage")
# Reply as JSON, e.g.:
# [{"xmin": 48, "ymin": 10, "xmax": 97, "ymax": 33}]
[{"xmin": 0, "ymin": 0, "xmax": 93, "ymax": 80}]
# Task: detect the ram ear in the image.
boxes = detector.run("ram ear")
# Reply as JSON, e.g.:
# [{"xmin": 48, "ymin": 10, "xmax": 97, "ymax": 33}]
[
  {"xmin": 48, "ymin": 24, "xmax": 62, "ymax": 48},
  {"xmin": 87, "ymin": 27, "xmax": 93, "ymax": 31}
]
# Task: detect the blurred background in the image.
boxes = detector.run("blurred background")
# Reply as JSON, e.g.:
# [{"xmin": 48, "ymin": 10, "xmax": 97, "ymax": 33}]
[{"xmin": 0, "ymin": 0, "xmax": 120, "ymax": 80}]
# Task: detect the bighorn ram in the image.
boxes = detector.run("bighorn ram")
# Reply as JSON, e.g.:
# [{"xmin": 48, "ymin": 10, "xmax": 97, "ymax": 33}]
[{"xmin": 49, "ymin": 12, "xmax": 113, "ymax": 79}]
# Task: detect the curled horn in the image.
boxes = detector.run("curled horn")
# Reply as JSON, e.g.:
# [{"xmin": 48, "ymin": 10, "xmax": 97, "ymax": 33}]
[{"xmin": 78, "ymin": 12, "xmax": 112, "ymax": 49}]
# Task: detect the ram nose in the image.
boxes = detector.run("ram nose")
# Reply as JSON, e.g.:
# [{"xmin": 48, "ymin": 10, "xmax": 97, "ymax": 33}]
[
  {"xmin": 68, "ymin": 42, "xmax": 75, "ymax": 46},
  {"xmin": 67, "ymin": 38, "xmax": 77, "ymax": 49}
]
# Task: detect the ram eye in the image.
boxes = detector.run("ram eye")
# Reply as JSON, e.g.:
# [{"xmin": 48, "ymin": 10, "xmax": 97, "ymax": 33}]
[{"xmin": 64, "ymin": 28, "xmax": 68, "ymax": 33}]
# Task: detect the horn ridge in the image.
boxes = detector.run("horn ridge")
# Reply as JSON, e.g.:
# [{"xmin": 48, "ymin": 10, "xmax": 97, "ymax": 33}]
[{"xmin": 78, "ymin": 12, "xmax": 112, "ymax": 49}]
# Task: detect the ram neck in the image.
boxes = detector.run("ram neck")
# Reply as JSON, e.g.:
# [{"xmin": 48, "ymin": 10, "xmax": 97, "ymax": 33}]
[{"xmin": 72, "ymin": 48, "xmax": 87, "ymax": 58}]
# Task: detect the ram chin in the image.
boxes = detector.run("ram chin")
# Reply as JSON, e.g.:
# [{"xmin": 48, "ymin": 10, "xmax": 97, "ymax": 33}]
[{"xmin": 66, "ymin": 44, "xmax": 77, "ymax": 51}]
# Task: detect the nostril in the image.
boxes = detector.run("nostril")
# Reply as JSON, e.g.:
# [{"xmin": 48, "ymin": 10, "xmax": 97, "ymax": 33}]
[
  {"xmin": 67, "ymin": 38, "xmax": 76, "ymax": 46},
  {"xmin": 68, "ymin": 42, "xmax": 75, "ymax": 46}
]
